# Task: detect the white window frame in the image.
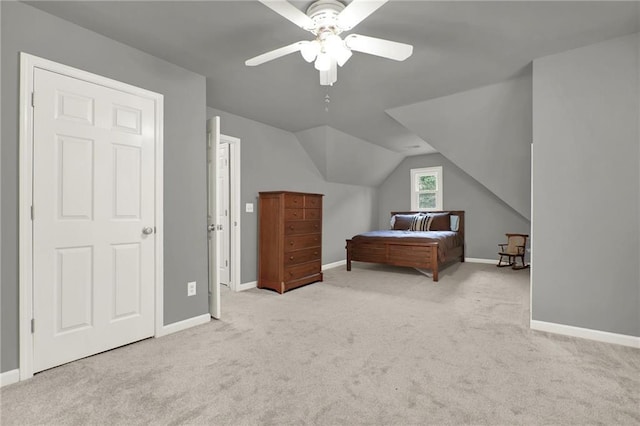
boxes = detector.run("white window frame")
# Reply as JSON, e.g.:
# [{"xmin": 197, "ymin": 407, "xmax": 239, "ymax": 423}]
[{"xmin": 410, "ymin": 166, "xmax": 443, "ymax": 211}]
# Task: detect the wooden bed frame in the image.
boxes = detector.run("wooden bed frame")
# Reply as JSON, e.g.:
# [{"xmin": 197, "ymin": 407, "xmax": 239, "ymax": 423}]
[{"xmin": 345, "ymin": 211, "xmax": 465, "ymax": 282}]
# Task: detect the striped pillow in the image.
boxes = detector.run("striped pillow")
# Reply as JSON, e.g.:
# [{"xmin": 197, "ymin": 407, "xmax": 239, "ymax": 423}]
[{"xmin": 409, "ymin": 214, "xmax": 433, "ymax": 231}]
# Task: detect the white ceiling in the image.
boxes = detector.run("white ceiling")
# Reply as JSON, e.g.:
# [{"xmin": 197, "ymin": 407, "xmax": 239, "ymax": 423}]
[{"xmin": 26, "ymin": 1, "xmax": 639, "ymax": 154}]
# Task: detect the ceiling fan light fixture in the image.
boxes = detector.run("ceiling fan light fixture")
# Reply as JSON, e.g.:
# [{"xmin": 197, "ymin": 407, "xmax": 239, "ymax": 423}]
[
  {"xmin": 319, "ymin": 58, "xmax": 337, "ymax": 86},
  {"xmin": 334, "ymin": 44, "xmax": 352, "ymax": 67},
  {"xmin": 314, "ymin": 52, "xmax": 332, "ymax": 71},
  {"xmin": 324, "ymin": 34, "xmax": 352, "ymax": 67},
  {"xmin": 300, "ymin": 40, "xmax": 320, "ymax": 63}
]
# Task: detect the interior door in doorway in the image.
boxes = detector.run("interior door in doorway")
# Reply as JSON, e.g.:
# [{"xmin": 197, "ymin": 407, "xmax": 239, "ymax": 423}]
[
  {"xmin": 207, "ymin": 117, "xmax": 221, "ymax": 319},
  {"xmin": 218, "ymin": 143, "xmax": 230, "ymax": 286},
  {"xmin": 31, "ymin": 68, "xmax": 157, "ymax": 373}
]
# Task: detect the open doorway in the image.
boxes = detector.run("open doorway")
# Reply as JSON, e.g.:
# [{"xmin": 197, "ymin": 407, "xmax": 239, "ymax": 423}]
[
  {"xmin": 217, "ymin": 134, "xmax": 241, "ymax": 291},
  {"xmin": 206, "ymin": 121, "xmax": 242, "ymax": 317}
]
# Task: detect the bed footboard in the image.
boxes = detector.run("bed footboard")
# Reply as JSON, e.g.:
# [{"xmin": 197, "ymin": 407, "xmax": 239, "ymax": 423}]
[{"xmin": 345, "ymin": 239, "xmax": 441, "ymax": 281}]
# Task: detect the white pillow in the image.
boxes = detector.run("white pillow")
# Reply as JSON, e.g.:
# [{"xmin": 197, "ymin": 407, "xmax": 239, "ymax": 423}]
[{"xmin": 450, "ymin": 215, "xmax": 460, "ymax": 232}]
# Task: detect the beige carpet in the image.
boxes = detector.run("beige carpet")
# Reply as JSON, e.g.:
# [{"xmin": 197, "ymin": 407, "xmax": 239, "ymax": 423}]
[{"xmin": 1, "ymin": 262, "xmax": 639, "ymax": 425}]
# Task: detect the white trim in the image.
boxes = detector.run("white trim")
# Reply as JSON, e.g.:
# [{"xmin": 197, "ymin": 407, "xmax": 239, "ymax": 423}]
[
  {"xmin": 236, "ymin": 281, "xmax": 257, "ymax": 292},
  {"xmin": 322, "ymin": 259, "xmax": 346, "ymax": 271},
  {"xmin": 153, "ymin": 81, "xmax": 165, "ymax": 342},
  {"xmin": 530, "ymin": 142, "xmax": 534, "ymax": 325},
  {"xmin": 220, "ymin": 134, "xmax": 242, "ymax": 293},
  {"xmin": 19, "ymin": 53, "xmax": 164, "ymax": 381},
  {"xmin": 410, "ymin": 166, "xmax": 443, "ymax": 211},
  {"xmin": 0, "ymin": 370, "xmax": 20, "ymax": 388},
  {"xmin": 19, "ymin": 53, "xmax": 35, "ymax": 380},
  {"xmin": 465, "ymin": 257, "xmax": 496, "ymax": 264},
  {"xmin": 156, "ymin": 314, "xmax": 211, "ymax": 338},
  {"xmin": 530, "ymin": 320, "xmax": 640, "ymax": 349}
]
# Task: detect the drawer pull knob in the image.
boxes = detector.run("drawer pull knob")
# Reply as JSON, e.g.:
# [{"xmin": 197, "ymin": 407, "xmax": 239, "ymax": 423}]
[
  {"xmin": 293, "ymin": 212, "xmax": 298, "ymax": 216},
  {"xmin": 314, "ymin": 224, "xmax": 318, "ymax": 228},
  {"xmin": 289, "ymin": 225, "xmax": 294, "ymax": 230},
  {"xmin": 314, "ymin": 252, "xmax": 318, "ymax": 255},
  {"xmin": 289, "ymin": 241, "xmax": 294, "ymax": 245},
  {"xmin": 289, "ymin": 271, "xmax": 293, "ymax": 276},
  {"xmin": 289, "ymin": 256, "xmax": 294, "ymax": 260}
]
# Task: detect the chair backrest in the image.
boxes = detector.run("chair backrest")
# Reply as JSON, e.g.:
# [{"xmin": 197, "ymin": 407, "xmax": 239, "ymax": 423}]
[{"xmin": 506, "ymin": 234, "xmax": 527, "ymax": 254}]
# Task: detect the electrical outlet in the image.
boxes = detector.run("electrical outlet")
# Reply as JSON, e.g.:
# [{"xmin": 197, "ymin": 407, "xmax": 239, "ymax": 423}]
[
  {"xmin": 245, "ymin": 203, "xmax": 254, "ymax": 213},
  {"xmin": 187, "ymin": 281, "xmax": 196, "ymax": 296}
]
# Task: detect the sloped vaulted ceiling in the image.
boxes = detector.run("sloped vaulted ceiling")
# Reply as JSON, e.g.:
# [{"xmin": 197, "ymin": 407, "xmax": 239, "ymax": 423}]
[
  {"xmin": 387, "ymin": 73, "xmax": 533, "ymax": 219},
  {"xmin": 296, "ymin": 126, "xmax": 405, "ymax": 187},
  {"xmin": 23, "ymin": 1, "xmax": 640, "ymax": 192}
]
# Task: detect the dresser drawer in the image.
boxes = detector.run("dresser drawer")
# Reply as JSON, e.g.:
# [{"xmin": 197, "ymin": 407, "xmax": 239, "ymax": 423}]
[
  {"xmin": 284, "ymin": 247, "xmax": 321, "ymax": 266},
  {"xmin": 284, "ymin": 260, "xmax": 321, "ymax": 282},
  {"xmin": 304, "ymin": 208, "xmax": 321, "ymax": 220},
  {"xmin": 284, "ymin": 194, "xmax": 304, "ymax": 208},
  {"xmin": 285, "ymin": 220, "xmax": 321, "ymax": 235},
  {"xmin": 304, "ymin": 195, "xmax": 322, "ymax": 208},
  {"xmin": 285, "ymin": 234, "xmax": 321, "ymax": 251},
  {"xmin": 284, "ymin": 208, "xmax": 304, "ymax": 221}
]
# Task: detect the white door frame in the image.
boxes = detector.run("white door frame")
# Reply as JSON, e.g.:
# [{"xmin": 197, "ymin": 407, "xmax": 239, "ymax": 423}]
[
  {"xmin": 18, "ymin": 53, "xmax": 164, "ymax": 380},
  {"xmin": 207, "ymin": 118, "xmax": 221, "ymax": 319},
  {"xmin": 219, "ymin": 135, "xmax": 242, "ymax": 292}
]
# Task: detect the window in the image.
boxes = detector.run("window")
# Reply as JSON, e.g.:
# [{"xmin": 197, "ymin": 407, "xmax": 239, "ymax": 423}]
[{"xmin": 410, "ymin": 166, "xmax": 443, "ymax": 211}]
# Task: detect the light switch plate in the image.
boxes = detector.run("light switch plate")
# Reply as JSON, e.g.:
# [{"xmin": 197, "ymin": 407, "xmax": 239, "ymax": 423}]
[{"xmin": 245, "ymin": 203, "xmax": 254, "ymax": 213}]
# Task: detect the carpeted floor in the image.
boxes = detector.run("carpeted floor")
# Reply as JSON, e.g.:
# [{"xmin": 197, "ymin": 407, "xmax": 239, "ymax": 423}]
[{"xmin": 1, "ymin": 262, "xmax": 639, "ymax": 425}]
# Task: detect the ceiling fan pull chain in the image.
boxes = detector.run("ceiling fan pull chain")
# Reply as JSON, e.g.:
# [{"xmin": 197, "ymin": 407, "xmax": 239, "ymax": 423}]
[{"xmin": 324, "ymin": 89, "xmax": 330, "ymax": 112}]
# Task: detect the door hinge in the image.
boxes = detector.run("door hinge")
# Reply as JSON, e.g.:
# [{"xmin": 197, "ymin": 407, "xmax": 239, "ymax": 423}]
[
  {"xmin": 30, "ymin": 205, "xmax": 34, "ymax": 220},
  {"xmin": 31, "ymin": 319, "xmax": 35, "ymax": 333},
  {"xmin": 31, "ymin": 92, "xmax": 35, "ymax": 108}
]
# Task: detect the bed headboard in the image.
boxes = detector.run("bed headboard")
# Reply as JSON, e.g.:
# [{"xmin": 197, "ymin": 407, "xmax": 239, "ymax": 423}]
[{"xmin": 390, "ymin": 210, "xmax": 465, "ymax": 238}]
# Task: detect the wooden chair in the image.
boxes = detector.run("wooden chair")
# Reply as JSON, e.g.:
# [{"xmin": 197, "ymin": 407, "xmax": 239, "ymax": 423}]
[{"xmin": 497, "ymin": 234, "xmax": 529, "ymax": 270}]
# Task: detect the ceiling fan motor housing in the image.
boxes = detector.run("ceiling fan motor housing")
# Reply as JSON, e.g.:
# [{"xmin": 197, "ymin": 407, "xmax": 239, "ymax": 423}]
[{"xmin": 306, "ymin": 0, "xmax": 346, "ymax": 35}]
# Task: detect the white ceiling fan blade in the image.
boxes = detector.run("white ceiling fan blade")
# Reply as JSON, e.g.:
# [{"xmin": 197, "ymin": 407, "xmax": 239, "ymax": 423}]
[
  {"xmin": 344, "ymin": 34, "xmax": 413, "ymax": 61},
  {"xmin": 245, "ymin": 41, "xmax": 308, "ymax": 66},
  {"xmin": 259, "ymin": 1, "xmax": 315, "ymax": 31},
  {"xmin": 337, "ymin": 0, "xmax": 388, "ymax": 31}
]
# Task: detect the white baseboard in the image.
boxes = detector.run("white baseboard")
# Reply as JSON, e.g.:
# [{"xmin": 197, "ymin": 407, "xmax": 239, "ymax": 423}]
[
  {"xmin": 530, "ymin": 320, "xmax": 640, "ymax": 349},
  {"xmin": 157, "ymin": 313, "xmax": 210, "ymax": 338},
  {"xmin": 236, "ymin": 281, "xmax": 257, "ymax": 292},
  {"xmin": 322, "ymin": 260, "xmax": 346, "ymax": 271},
  {"xmin": 465, "ymin": 257, "xmax": 496, "ymax": 264},
  {"xmin": 1, "ymin": 369, "xmax": 20, "ymax": 388}
]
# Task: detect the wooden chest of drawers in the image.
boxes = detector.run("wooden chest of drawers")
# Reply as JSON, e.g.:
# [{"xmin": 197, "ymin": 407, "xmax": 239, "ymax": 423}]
[{"xmin": 258, "ymin": 191, "xmax": 323, "ymax": 293}]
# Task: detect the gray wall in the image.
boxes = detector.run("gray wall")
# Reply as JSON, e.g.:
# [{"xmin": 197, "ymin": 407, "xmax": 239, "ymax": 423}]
[
  {"xmin": 387, "ymin": 73, "xmax": 532, "ymax": 220},
  {"xmin": 208, "ymin": 108, "xmax": 377, "ymax": 283},
  {"xmin": 378, "ymin": 153, "xmax": 530, "ymax": 260},
  {"xmin": 532, "ymin": 33, "xmax": 639, "ymax": 337},
  {"xmin": 1, "ymin": 2, "xmax": 209, "ymax": 373}
]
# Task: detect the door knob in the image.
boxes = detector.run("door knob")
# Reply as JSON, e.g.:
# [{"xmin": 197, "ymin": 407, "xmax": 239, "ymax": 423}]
[
  {"xmin": 207, "ymin": 224, "xmax": 216, "ymax": 232},
  {"xmin": 142, "ymin": 227, "xmax": 154, "ymax": 235}
]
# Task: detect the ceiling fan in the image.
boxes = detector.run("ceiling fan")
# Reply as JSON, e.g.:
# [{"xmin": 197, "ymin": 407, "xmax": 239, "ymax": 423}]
[{"xmin": 245, "ymin": 0, "xmax": 413, "ymax": 86}]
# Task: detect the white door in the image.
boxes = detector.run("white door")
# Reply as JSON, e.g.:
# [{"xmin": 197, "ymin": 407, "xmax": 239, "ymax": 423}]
[
  {"xmin": 218, "ymin": 143, "xmax": 231, "ymax": 285},
  {"xmin": 207, "ymin": 117, "xmax": 221, "ymax": 319},
  {"xmin": 32, "ymin": 68, "xmax": 156, "ymax": 372}
]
